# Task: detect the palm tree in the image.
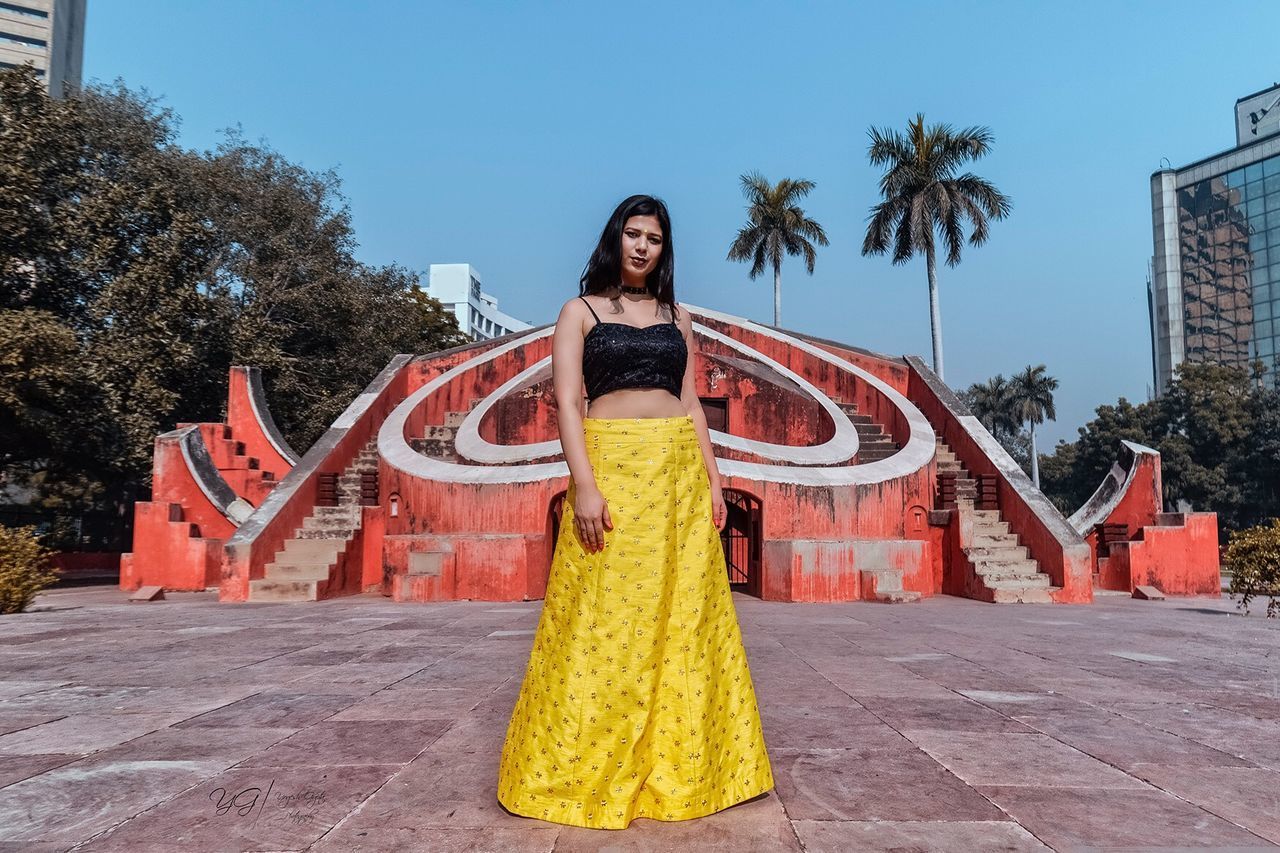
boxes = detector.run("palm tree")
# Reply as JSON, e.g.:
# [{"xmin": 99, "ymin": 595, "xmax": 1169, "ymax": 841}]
[
  {"xmin": 1010, "ymin": 364, "xmax": 1058, "ymax": 489},
  {"xmin": 727, "ymin": 172, "xmax": 829, "ymax": 326},
  {"xmin": 861, "ymin": 113, "xmax": 1012, "ymax": 380},
  {"xmin": 966, "ymin": 375, "xmax": 1019, "ymax": 440}
]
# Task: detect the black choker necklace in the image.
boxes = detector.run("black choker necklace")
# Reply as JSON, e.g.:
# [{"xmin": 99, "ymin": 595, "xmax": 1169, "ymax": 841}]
[{"xmin": 620, "ymin": 284, "xmax": 648, "ymax": 295}]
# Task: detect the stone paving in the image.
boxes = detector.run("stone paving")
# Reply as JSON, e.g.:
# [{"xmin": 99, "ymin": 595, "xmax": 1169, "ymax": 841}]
[{"xmin": 0, "ymin": 586, "xmax": 1277, "ymax": 852}]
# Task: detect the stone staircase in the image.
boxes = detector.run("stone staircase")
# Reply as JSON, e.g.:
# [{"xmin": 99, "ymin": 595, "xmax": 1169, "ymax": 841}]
[
  {"xmin": 830, "ymin": 398, "xmax": 900, "ymax": 462},
  {"xmin": 180, "ymin": 422, "xmax": 279, "ymax": 506},
  {"xmin": 935, "ymin": 435, "xmax": 1059, "ymax": 604},
  {"xmin": 935, "ymin": 437, "xmax": 976, "ymax": 504},
  {"xmin": 248, "ymin": 442, "xmax": 378, "ymax": 602},
  {"xmin": 410, "ymin": 401, "xmax": 478, "ymax": 460}
]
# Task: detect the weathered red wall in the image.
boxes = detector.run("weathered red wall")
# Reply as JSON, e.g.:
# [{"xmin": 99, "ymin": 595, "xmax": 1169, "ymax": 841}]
[
  {"xmin": 1105, "ymin": 514, "xmax": 1221, "ymax": 595},
  {"xmin": 225, "ymin": 367, "xmax": 295, "ymax": 478}
]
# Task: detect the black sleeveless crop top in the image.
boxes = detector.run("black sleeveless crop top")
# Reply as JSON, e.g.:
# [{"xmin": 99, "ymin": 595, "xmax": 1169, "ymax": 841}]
[{"xmin": 579, "ymin": 296, "xmax": 688, "ymax": 402}]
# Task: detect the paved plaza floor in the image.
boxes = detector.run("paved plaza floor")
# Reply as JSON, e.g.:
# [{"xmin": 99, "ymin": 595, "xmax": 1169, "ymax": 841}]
[{"xmin": 0, "ymin": 586, "xmax": 1276, "ymax": 852}]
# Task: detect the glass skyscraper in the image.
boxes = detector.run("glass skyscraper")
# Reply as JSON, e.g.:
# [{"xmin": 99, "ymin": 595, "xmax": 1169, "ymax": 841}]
[{"xmin": 1150, "ymin": 84, "xmax": 1280, "ymax": 394}]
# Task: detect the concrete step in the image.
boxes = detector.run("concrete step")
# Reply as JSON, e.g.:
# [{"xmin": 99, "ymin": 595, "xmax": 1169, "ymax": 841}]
[
  {"xmin": 970, "ymin": 510, "xmax": 1002, "ymax": 521},
  {"xmin": 967, "ymin": 550, "xmax": 1039, "ymax": 563},
  {"xmin": 967, "ymin": 544, "xmax": 1030, "ymax": 561},
  {"xmin": 282, "ymin": 538, "xmax": 347, "ymax": 558},
  {"xmin": 414, "ymin": 438, "xmax": 457, "ymax": 457},
  {"xmin": 263, "ymin": 563, "xmax": 331, "ymax": 580},
  {"xmin": 873, "ymin": 589, "xmax": 922, "ymax": 603},
  {"xmin": 977, "ymin": 570, "xmax": 1047, "ymax": 586},
  {"xmin": 444, "ymin": 411, "xmax": 467, "ymax": 427},
  {"xmin": 971, "ymin": 520, "xmax": 1011, "ymax": 535},
  {"xmin": 984, "ymin": 575, "xmax": 1052, "ymax": 590},
  {"xmin": 313, "ymin": 506, "xmax": 361, "ymax": 519},
  {"xmin": 861, "ymin": 569, "xmax": 921, "ymax": 603},
  {"xmin": 988, "ymin": 586, "xmax": 1056, "ymax": 604},
  {"xmin": 424, "ymin": 425, "xmax": 457, "ymax": 440},
  {"xmin": 338, "ymin": 476, "xmax": 373, "ymax": 489},
  {"xmin": 248, "ymin": 578, "xmax": 326, "ymax": 602},
  {"xmin": 970, "ymin": 533, "xmax": 1019, "ymax": 548},
  {"xmin": 296, "ymin": 526, "xmax": 356, "ymax": 540}
]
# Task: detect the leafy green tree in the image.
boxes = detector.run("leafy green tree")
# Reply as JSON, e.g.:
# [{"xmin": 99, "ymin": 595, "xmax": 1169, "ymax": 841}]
[
  {"xmin": 1010, "ymin": 364, "xmax": 1059, "ymax": 489},
  {"xmin": 0, "ymin": 66, "xmax": 467, "ymax": 525},
  {"xmin": 964, "ymin": 374, "xmax": 1018, "ymax": 439},
  {"xmin": 1041, "ymin": 397, "xmax": 1159, "ymax": 515},
  {"xmin": 727, "ymin": 172, "xmax": 829, "ymax": 327},
  {"xmin": 1039, "ymin": 361, "xmax": 1279, "ymax": 534},
  {"xmin": 861, "ymin": 114, "xmax": 1011, "ymax": 380},
  {"xmin": 961, "ymin": 374, "xmax": 1033, "ymax": 473}
]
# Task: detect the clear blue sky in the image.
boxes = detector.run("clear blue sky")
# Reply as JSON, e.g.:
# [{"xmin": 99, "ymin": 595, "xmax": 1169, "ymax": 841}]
[{"xmin": 86, "ymin": 0, "xmax": 1280, "ymax": 445}]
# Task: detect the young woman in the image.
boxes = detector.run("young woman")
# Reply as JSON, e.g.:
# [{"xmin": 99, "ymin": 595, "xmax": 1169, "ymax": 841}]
[{"xmin": 496, "ymin": 195, "xmax": 773, "ymax": 830}]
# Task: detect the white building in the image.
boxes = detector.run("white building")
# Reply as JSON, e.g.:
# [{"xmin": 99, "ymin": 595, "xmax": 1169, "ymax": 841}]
[
  {"xmin": 0, "ymin": 0, "xmax": 85, "ymax": 98},
  {"xmin": 427, "ymin": 264, "xmax": 531, "ymax": 341}
]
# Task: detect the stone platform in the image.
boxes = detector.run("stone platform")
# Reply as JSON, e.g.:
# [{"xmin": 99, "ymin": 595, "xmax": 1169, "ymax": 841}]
[{"xmin": 0, "ymin": 588, "xmax": 1277, "ymax": 851}]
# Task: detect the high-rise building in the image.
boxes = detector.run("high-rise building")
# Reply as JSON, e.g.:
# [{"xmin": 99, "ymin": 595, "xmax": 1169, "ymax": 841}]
[
  {"xmin": 426, "ymin": 264, "xmax": 532, "ymax": 341},
  {"xmin": 1150, "ymin": 82, "xmax": 1280, "ymax": 394},
  {"xmin": 0, "ymin": 0, "xmax": 85, "ymax": 97}
]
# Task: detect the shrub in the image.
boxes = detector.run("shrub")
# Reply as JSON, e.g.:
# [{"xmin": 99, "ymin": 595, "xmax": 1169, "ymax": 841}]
[
  {"xmin": 0, "ymin": 526, "xmax": 60, "ymax": 614},
  {"xmin": 1226, "ymin": 519, "xmax": 1280, "ymax": 617}
]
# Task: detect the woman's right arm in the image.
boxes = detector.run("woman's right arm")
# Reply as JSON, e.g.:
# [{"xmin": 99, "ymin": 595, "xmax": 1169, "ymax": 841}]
[{"xmin": 552, "ymin": 298, "xmax": 611, "ymax": 551}]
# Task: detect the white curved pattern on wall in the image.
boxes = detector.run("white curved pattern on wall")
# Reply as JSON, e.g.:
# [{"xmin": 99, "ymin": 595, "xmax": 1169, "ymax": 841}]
[
  {"xmin": 454, "ymin": 322, "xmax": 860, "ymax": 465},
  {"xmin": 378, "ymin": 305, "xmax": 935, "ymax": 485}
]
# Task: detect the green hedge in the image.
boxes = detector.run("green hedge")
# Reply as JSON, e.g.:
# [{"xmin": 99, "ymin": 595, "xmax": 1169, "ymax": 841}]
[
  {"xmin": 1227, "ymin": 519, "xmax": 1280, "ymax": 617},
  {"xmin": 0, "ymin": 526, "xmax": 60, "ymax": 614}
]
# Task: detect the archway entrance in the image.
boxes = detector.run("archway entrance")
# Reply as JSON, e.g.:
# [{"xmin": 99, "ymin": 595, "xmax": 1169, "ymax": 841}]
[{"xmin": 721, "ymin": 489, "xmax": 763, "ymax": 597}]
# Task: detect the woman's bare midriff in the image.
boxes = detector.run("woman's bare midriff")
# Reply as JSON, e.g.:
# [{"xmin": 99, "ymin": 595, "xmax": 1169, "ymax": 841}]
[{"xmin": 585, "ymin": 387, "xmax": 688, "ymax": 419}]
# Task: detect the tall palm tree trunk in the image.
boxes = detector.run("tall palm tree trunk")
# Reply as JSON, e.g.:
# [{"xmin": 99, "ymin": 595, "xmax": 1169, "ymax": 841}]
[
  {"xmin": 773, "ymin": 261, "xmax": 781, "ymax": 327},
  {"xmin": 1029, "ymin": 422, "xmax": 1040, "ymax": 489},
  {"xmin": 926, "ymin": 245, "xmax": 944, "ymax": 379}
]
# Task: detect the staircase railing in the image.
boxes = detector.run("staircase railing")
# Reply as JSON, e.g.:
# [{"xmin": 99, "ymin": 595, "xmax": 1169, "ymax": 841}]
[
  {"xmin": 905, "ymin": 356, "xmax": 1092, "ymax": 603},
  {"xmin": 221, "ymin": 355, "xmax": 414, "ymax": 602}
]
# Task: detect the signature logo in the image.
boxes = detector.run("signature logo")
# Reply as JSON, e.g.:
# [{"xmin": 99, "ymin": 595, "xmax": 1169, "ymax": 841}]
[{"xmin": 210, "ymin": 781, "xmax": 327, "ymax": 826}]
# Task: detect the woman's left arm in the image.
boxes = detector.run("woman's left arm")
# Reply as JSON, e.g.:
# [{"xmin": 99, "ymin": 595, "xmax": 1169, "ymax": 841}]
[{"xmin": 676, "ymin": 304, "xmax": 726, "ymax": 530}]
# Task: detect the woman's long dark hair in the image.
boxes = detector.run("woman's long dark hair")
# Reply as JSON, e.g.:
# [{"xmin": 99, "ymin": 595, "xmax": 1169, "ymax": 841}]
[{"xmin": 579, "ymin": 194, "xmax": 678, "ymax": 322}]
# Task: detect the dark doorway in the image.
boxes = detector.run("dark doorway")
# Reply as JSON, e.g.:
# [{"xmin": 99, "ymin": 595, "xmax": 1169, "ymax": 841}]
[
  {"xmin": 700, "ymin": 397, "xmax": 728, "ymax": 432},
  {"xmin": 721, "ymin": 489, "xmax": 763, "ymax": 597}
]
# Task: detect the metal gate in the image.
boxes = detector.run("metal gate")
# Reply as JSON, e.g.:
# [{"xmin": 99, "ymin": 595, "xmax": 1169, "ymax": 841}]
[{"xmin": 720, "ymin": 489, "xmax": 762, "ymax": 597}]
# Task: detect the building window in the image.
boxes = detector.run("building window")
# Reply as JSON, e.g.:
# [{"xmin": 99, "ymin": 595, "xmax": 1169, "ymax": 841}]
[
  {"xmin": 0, "ymin": 30, "xmax": 47, "ymax": 48},
  {"xmin": 0, "ymin": 2, "xmax": 48, "ymax": 18}
]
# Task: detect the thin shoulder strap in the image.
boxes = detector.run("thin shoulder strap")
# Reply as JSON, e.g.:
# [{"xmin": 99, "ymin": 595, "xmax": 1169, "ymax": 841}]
[{"xmin": 578, "ymin": 295, "xmax": 601, "ymax": 325}]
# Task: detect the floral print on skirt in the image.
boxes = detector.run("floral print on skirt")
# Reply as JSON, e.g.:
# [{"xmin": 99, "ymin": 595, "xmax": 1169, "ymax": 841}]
[{"xmin": 496, "ymin": 414, "xmax": 773, "ymax": 829}]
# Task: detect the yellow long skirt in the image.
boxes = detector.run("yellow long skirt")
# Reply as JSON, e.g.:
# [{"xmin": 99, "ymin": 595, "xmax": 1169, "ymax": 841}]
[{"xmin": 496, "ymin": 414, "xmax": 773, "ymax": 830}]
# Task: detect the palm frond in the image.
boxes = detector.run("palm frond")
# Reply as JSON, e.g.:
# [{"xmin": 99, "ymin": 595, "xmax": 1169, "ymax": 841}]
[{"xmin": 727, "ymin": 172, "xmax": 827, "ymax": 282}]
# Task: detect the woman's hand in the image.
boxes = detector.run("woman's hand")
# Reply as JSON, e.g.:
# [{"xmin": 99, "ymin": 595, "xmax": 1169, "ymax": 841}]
[
  {"xmin": 574, "ymin": 485, "xmax": 612, "ymax": 552},
  {"xmin": 711, "ymin": 484, "xmax": 727, "ymax": 531}
]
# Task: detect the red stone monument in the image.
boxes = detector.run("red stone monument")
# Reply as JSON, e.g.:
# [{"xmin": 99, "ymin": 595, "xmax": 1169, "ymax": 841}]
[{"xmin": 121, "ymin": 306, "xmax": 1220, "ymax": 604}]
